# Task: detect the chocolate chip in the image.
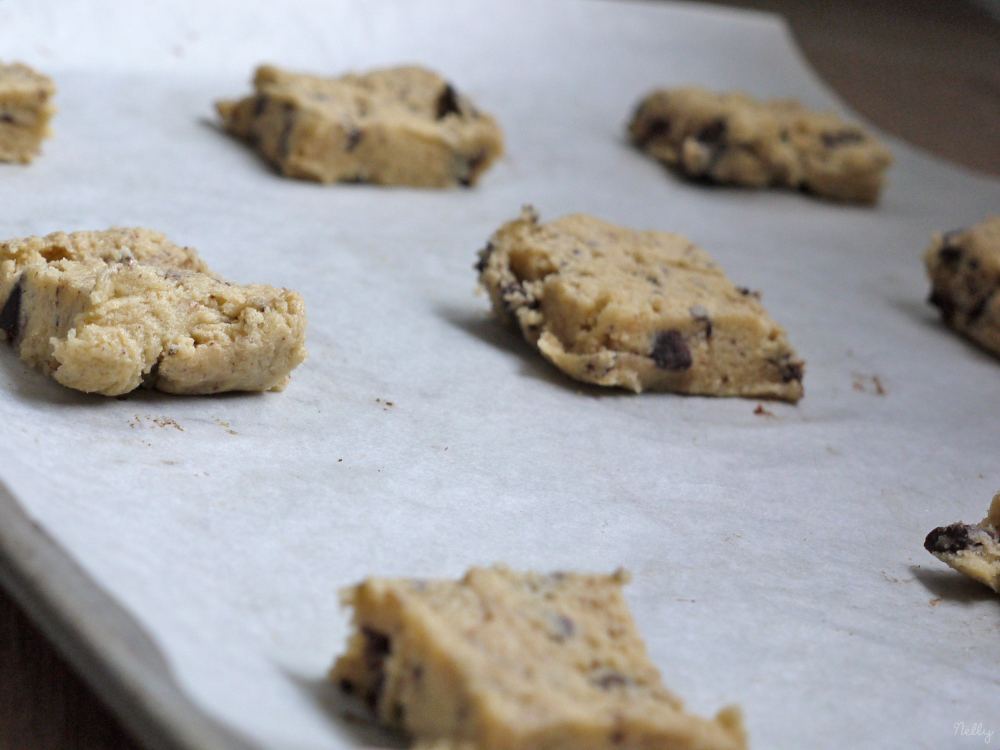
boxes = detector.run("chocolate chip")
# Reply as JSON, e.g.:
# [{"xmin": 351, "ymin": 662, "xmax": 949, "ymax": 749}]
[
  {"xmin": 0, "ymin": 278, "xmax": 24, "ymax": 342},
  {"xmin": 360, "ymin": 627, "xmax": 391, "ymax": 707},
  {"xmin": 436, "ymin": 83, "xmax": 461, "ymax": 119},
  {"xmin": 345, "ymin": 128, "xmax": 363, "ymax": 152},
  {"xmin": 252, "ymin": 95, "xmax": 267, "ymax": 118},
  {"xmin": 634, "ymin": 117, "xmax": 670, "ymax": 147},
  {"xmin": 474, "ymin": 242, "xmax": 494, "ymax": 274},
  {"xmin": 458, "ymin": 148, "xmax": 488, "ymax": 187},
  {"xmin": 650, "ymin": 330, "xmax": 692, "ymax": 371},
  {"xmin": 775, "ymin": 356, "xmax": 804, "ymax": 383},
  {"xmin": 938, "ymin": 244, "xmax": 963, "ymax": 268},
  {"xmin": 362, "ymin": 626, "xmax": 391, "ymax": 664},
  {"xmin": 695, "ymin": 118, "xmax": 726, "ymax": 146},
  {"xmin": 689, "ymin": 305, "xmax": 712, "ymax": 338},
  {"xmin": 821, "ymin": 130, "xmax": 865, "ymax": 148},
  {"xmin": 594, "ymin": 671, "xmax": 629, "ymax": 689},
  {"xmin": 549, "ymin": 614, "xmax": 575, "ymax": 642},
  {"xmin": 925, "ymin": 523, "xmax": 980, "ymax": 554},
  {"xmin": 967, "ymin": 293, "xmax": 990, "ymax": 324},
  {"xmin": 338, "ymin": 677, "xmax": 355, "ymax": 694},
  {"xmin": 279, "ymin": 103, "xmax": 296, "ymax": 159},
  {"xmin": 0, "ymin": 114, "xmax": 14, "ymax": 124}
]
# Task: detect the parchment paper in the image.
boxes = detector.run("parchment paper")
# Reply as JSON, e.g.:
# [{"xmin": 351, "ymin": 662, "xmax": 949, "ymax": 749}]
[{"xmin": 1, "ymin": 1, "xmax": 998, "ymax": 748}]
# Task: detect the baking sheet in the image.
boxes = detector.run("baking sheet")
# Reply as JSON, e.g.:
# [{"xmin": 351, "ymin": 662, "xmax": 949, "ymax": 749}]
[{"xmin": 1, "ymin": 1, "xmax": 999, "ymax": 748}]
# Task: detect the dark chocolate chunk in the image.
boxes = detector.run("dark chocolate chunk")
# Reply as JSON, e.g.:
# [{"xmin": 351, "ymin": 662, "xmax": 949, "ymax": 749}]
[
  {"xmin": 435, "ymin": 83, "xmax": 461, "ymax": 120},
  {"xmin": 650, "ymin": 330, "xmax": 692, "ymax": 371},
  {"xmin": 821, "ymin": 130, "xmax": 865, "ymax": 148},
  {"xmin": 925, "ymin": 523, "xmax": 980, "ymax": 554},
  {"xmin": 0, "ymin": 113, "xmax": 14, "ymax": 124},
  {"xmin": 0, "ymin": 278, "xmax": 24, "ymax": 343},
  {"xmin": 345, "ymin": 128, "xmax": 364, "ymax": 152}
]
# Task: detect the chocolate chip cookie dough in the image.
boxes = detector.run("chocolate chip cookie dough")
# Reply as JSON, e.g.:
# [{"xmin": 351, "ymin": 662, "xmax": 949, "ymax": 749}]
[
  {"xmin": 477, "ymin": 208, "xmax": 804, "ymax": 401},
  {"xmin": 628, "ymin": 87, "xmax": 891, "ymax": 203},
  {"xmin": 925, "ymin": 492, "xmax": 1000, "ymax": 594},
  {"xmin": 217, "ymin": 65, "xmax": 504, "ymax": 187},
  {"xmin": 0, "ymin": 228, "xmax": 307, "ymax": 396},
  {"xmin": 332, "ymin": 566, "xmax": 748, "ymax": 750},
  {"xmin": 925, "ymin": 217, "xmax": 1000, "ymax": 358},
  {"xmin": 0, "ymin": 62, "xmax": 56, "ymax": 163}
]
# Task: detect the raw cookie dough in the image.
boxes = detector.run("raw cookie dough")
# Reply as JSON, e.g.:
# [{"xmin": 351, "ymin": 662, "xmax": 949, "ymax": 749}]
[
  {"xmin": 0, "ymin": 227, "xmax": 307, "ymax": 396},
  {"xmin": 924, "ymin": 216, "xmax": 1000, "ymax": 358},
  {"xmin": 0, "ymin": 61, "xmax": 56, "ymax": 163},
  {"xmin": 217, "ymin": 65, "xmax": 504, "ymax": 187},
  {"xmin": 628, "ymin": 87, "xmax": 891, "ymax": 203},
  {"xmin": 924, "ymin": 491, "xmax": 1000, "ymax": 593},
  {"xmin": 332, "ymin": 566, "xmax": 748, "ymax": 750},
  {"xmin": 476, "ymin": 208, "xmax": 804, "ymax": 401}
]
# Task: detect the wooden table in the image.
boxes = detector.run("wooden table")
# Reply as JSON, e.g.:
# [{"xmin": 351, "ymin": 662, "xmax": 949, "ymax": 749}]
[{"xmin": 2, "ymin": 1, "xmax": 998, "ymax": 748}]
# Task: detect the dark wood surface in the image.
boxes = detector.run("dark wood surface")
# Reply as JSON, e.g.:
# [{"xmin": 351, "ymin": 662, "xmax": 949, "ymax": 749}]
[{"xmin": 2, "ymin": 2, "xmax": 999, "ymax": 749}]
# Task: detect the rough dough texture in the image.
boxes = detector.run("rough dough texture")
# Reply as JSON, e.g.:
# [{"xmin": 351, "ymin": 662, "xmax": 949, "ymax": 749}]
[
  {"xmin": 924, "ymin": 492, "xmax": 1000, "ymax": 593},
  {"xmin": 331, "ymin": 566, "xmax": 748, "ymax": 750},
  {"xmin": 476, "ymin": 208, "xmax": 804, "ymax": 401},
  {"xmin": 924, "ymin": 216, "xmax": 1000, "ymax": 358},
  {"xmin": 217, "ymin": 65, "xmax": 504, "ymax": 187},
  {"xmin": 0, "ymin": 61, "xmax": 56, "ymax": 163},
  {"xmin": 628, "ymin": 88, "xmax": 891, "ymax": 203},
  {"xmin": 0, "ymin": 228, "xmax": 307, "ymax": 396}
]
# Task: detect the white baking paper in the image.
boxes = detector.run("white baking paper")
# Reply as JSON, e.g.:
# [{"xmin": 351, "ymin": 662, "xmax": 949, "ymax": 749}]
[{"xmin": 1, "ymin": 1, "xmax": 999, "ymax": 748}]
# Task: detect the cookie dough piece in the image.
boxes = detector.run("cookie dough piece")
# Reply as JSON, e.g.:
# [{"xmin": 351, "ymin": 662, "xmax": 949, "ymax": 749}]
[
  {"xmin": 924, "ymin": 492, "xmax": 1000, "ymax": 593},
  {"xmin": 0, "ymin": 62, "xmax": 56, "ymax": 163},
  {"xmin": 217, "ymin": 65, "xmax": 504, "ymax": 187},
  {"xmin": 332, "ymin": 566, "xmax": 748, "ymax": 750},
  {"xmin": 925, "ymin": 217, "xmax": 1000, "ymax": 358},
  {"xmin": 628, "ymin": 88, "xmax": 891, "ymax": 203},
  {"xmin": 0, "ymin": 228, "xmax": 307, "ymax": 396},
  {"xmin": 476, "ymin": 208, "xmax": 804, "ymax": 401}
]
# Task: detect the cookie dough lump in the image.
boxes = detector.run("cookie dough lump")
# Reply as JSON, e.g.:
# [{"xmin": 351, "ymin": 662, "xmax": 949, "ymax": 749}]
[
  {"xmin": 332, "ymin": 566, "xmax": 748, "ymax": 750},
  {"xmin": 925, "ymin": 491, "xmax": 1000, "ymax": 593},
  {"xmin": 628, "ymin": 88, "xmax": 891, "ymax": 203},
  {"xmin": 217, "ymin": 65, "xmax": 504, "ymax": 187},
  {"xmin": 925, "ymin": 217, "xmax": 1000, "ymax": 358},
  {"xmin": 0, "ymin": 228, "xmax": 307, "ymax": 396},
  {"xmin": 477, "ymin": 208, "xmax": 804, "ymax": 401},
  {"xmin": 0, "ymin": 62, "xmax": 56, "ymax": 163}
]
